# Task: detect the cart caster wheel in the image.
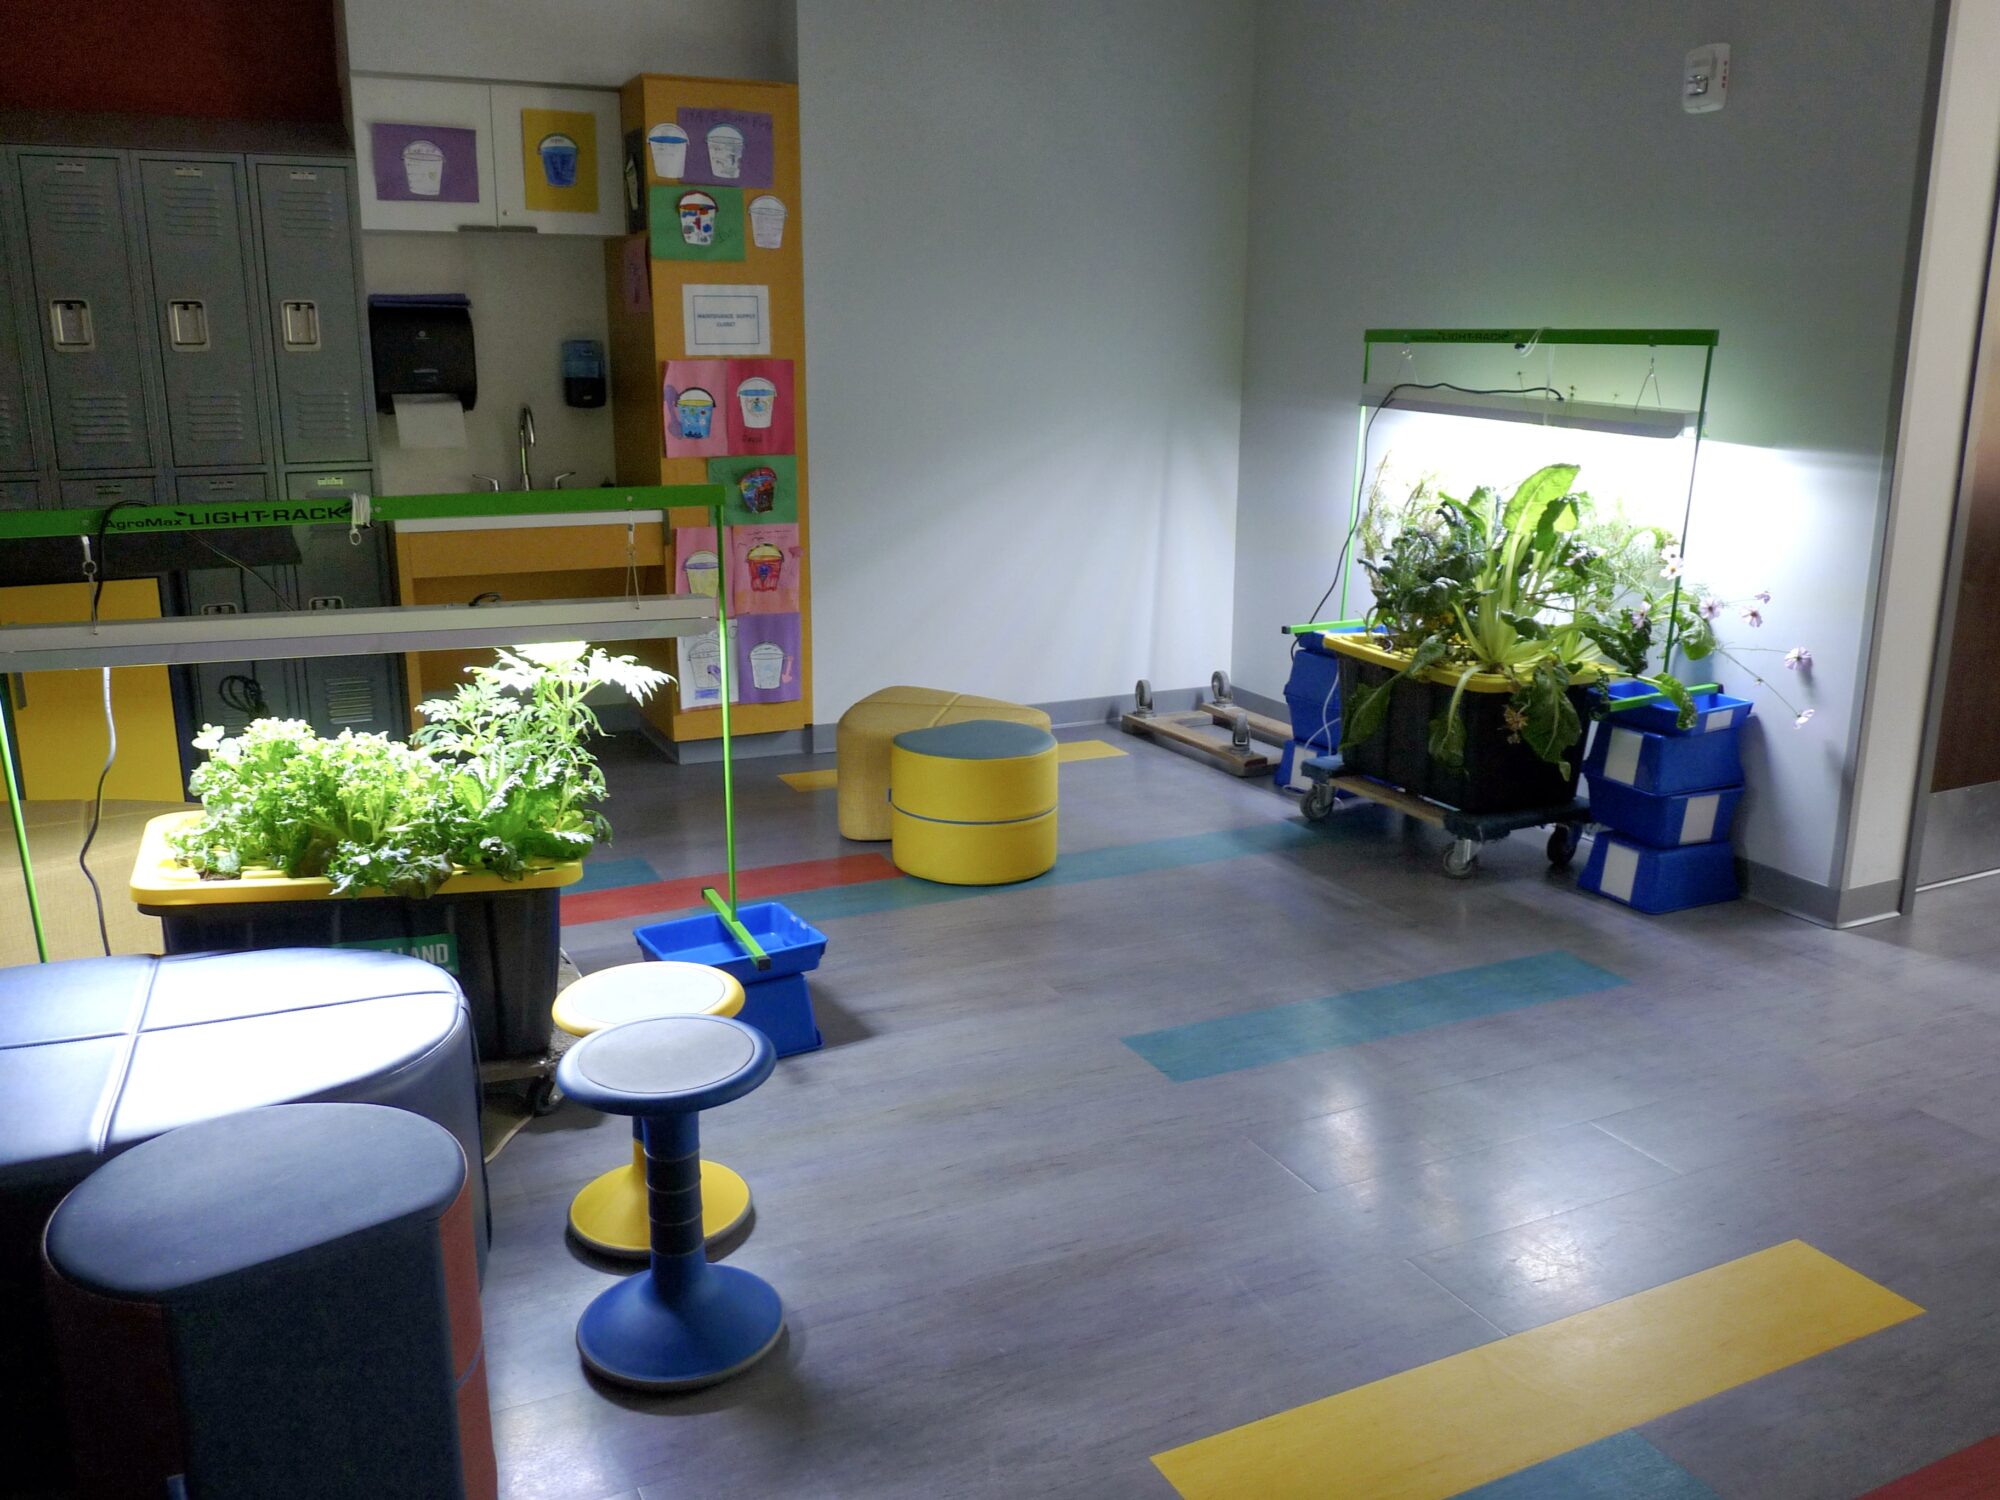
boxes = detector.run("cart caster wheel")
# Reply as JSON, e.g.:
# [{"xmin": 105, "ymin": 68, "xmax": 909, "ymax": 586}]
[
  {"xmin": 1547, "ymin": 825, "xmax": 1581, "ymax": 869},
  {"xmin": 1442, "ymin": 839, "xmax": 1480, "ymax": 879},
  {"xmin": 1211, "ymin": 669, "xmax": 1232, "ymax": 704},
  {"xmin": 1229, "ymin": 707, "xmax": 1252, "ymax": 751},
  {"xmin": 1302, "ymin": 783, "xmax": 1337, "ymax": 822},
  {"xmin": 1134, "ymin": 678, "xmax": 1154, "ymax": 715},
  {"xmin": 527, "ymin": 1075, "xmax": 564, "ymax": 1117}
]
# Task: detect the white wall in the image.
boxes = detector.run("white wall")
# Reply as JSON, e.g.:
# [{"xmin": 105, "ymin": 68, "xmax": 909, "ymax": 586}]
[
  {"xmin": 796, "ymin": 0, "xmax": 1252, "ymax": 715},
  {"xmin": 341, "ymin": 0, "xmax": 795, "ymax": 498},
  {"xmin": 1846, "ymin": 0, "xmax": 2000, "ymax": 896},
  {"xmin": 1231, "ymin": 1, "xmax": 1943, "ymax": 893},
  {"xmin": 341, "ymin": 0, "xmax": 794, "ymax": 86}
]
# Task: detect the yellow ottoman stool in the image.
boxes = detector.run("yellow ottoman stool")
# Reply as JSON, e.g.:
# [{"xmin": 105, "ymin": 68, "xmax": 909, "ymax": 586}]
[
  {"xmin": 889, "ymin": 720, "xmax": 1058, "ymax": 885},
  {"xmin": 837, "ymin": 686, "xmax": 1053, "ymax": 840},
  {"xmin": 553, "ymin": 961, "xmax": 753, "ymax": 1256}
]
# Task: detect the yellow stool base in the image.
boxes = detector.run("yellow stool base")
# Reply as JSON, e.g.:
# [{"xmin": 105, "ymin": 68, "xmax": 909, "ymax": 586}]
[
  {"xmin": 569, "ymin": 1146, "xmax": 752, "ymax": 1257},
  {"xmin": 890, "ymin": 804, "xmax": 1057, "ymax": 884}
]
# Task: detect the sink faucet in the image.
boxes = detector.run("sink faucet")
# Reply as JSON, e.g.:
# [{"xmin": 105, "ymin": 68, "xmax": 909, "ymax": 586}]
[{"xmin": 517, "ymin": 404, "xmax": 536, "ymax": 491}]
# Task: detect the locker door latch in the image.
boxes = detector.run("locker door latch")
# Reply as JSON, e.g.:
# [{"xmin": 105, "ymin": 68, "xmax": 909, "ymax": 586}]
[
  {"xmin": 281, "ymin": 300, "xmax": 320, "ymax": 351},
  {"xmin": 167, "ymin": 299, "xmax": 210, "ymax": 350},
  {"xmin": 49, "ymin": 299, "xmax": 94, "ymax": 350}
]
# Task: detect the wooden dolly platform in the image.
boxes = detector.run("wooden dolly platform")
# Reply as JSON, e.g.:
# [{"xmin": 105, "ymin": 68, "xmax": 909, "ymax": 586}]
[{"xmin": 1121, "ymin": 672, "xmax": 1287, "ymax": 777}]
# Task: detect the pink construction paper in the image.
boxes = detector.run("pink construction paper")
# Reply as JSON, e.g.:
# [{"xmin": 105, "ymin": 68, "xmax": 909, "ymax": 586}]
[
  {"xmin": 661, "ymin": 360, "xmax": 730, "ymax": 458},
  {"xmin": 727, "ymin": 523, "xmax": 801, "ymax": 614}
]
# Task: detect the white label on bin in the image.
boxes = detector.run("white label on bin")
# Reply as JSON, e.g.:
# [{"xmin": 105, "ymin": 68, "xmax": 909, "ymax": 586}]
[
  {"xmin": 1602, "ymin": 727, "xmax": 1643, "ymax": 786},
  {"xmin": 1679, "ymin": 793, "xmax": 1720, "ymax": 844},
  {"xmin": 1600, "ymin": 841, "xmax": 1640, "ymax": 903},
  {"xmin": 1703, "ymin": 707, "xmax": 1735, "ymax": 733}
]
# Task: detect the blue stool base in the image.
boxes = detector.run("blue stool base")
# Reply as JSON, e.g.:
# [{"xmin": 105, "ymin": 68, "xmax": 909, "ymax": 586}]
[
  {"xmin": 738, "ymin": 973, "xmax": 823, "ymax": 1057},
  {"xmin": 577, "ymin": 1262, "xmax": 784, "ymax": 1391}
]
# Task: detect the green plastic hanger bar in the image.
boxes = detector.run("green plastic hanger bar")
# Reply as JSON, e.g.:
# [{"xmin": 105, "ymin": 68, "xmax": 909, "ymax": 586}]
[
  {"xmin": 698, "ymin": 499, "xmax": 770, "ymax": 972},
  {"xmin": 0, "ymin": 689, "xmax": 48, "ymax": 962}
]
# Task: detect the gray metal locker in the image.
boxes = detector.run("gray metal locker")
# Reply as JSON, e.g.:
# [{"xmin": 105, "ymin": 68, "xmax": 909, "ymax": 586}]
[
  {"xmin": 182, "ymin": 543, "xmax": 303, "ymax": 733},
  {"xmin": 16, "ymin": 152, "xmax": 154, "ymax": 471},
  {"xmin": 0, "ymin": 479, "xmax": 39, "ymax": 511},
  {"xmin": 59, "ymin": 474, "xmax": 161, "ymax": 508},
  {"xmin": 287, "ymin": 469, "xmax": 402, "ymax": 737},
  {"xmin": 139, "ymin": 159, "xmax": 265, "ymax": 470},
  {"xmin": 254, "ymin": 163, "xmax": 368, "ymax": 466},
  {"xmin": 173, "ymin": 470, "xmax": 276, "ymax": 506},
  {"xmin": 0, "ymin": 211, "xmax": 38, "ymax": 474}
]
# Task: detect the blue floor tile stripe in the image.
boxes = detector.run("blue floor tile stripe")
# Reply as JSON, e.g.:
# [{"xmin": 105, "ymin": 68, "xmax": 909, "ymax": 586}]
[
  {"xmin": 1453, "ymin": 1432, "xmax": 1722, "ymax": 1499},
  {"xmin": 781, "ymin": 822, "xmax": 1324, "ymax": 923},
  {"xmin": 568, "ymin": 856, "xmax": 660, "ymax": 895},
  {"xmin": 1122, "ymin": 950, "xmax": 1625, "ymax": 1081}
]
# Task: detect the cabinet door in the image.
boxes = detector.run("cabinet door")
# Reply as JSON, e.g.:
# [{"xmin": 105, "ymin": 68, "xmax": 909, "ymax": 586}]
[
  {"xmin": 139, "ymin": 158, "xmax": 267, "ymax": 469},
  {"xmin": 254, "ymin": 161, "xmax": 370, "ymax": 465},
  {"xmin": 0, "ymin": 172, "xmax": 39, "ymax": 474},
  {"xmin": 491, "ymin": 84, "xmax": 625, "ymax": 236},
  {"xmin": 16, "ymin": 151, "xmax": 154, "ymax": 471},
  {"xmin": 351, "ymin": 75, "xmax": 498, "ymax": 233}
]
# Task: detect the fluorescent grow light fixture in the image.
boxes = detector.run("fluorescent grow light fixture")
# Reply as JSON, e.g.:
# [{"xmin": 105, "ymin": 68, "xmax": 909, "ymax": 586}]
[
  {"xmin": 1360, "ymin": 382, "xmax": 1696, "ymax": 439},
  {"xmin": 0, "ymin": 596, "xmax": 716, "ymax": 674}
]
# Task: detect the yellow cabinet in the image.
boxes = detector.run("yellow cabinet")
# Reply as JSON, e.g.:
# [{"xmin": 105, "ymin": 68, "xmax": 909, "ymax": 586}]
[{"xmin": 0, "ymin": 580, "xmax": 186, "ymax": 803}]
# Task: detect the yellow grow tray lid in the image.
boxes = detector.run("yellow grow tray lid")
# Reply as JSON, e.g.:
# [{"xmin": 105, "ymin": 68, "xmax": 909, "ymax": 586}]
[
  {"xmin": 1317, "ymin": 631, "xmax": 1609, "ymax": 694},
  {"xmin": 130, "ymin": 812, "xmax": 582, "ymax": 907}
]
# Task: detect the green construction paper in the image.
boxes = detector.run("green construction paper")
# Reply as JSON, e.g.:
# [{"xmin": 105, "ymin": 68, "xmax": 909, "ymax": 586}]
[
  {"xmin": 650, "ymin": 184, "xmax": 745, "ymax": 262},
  {"xmin": 706, "ymin": 454, "xmax": 798, "ymax": 525}
]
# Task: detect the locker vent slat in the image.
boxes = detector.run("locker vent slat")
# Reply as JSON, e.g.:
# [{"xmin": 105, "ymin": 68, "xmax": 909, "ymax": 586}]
[
  {"xmin": 44, "ymin": 182, "xmax": 113, "ymax": 235},
  {"xmin": 68, "ymin": 393, "xmax": 135, "ymax": 445},
  {"xmin": 274, "ymin": 187, "xmax": 337, "ymax": 239},
  {"xmin": 160, "ymin": 184, "xmax": 225, "ymax": 238},
  {"xmin": 322, "ymin": 676, "xmax": 375, "ymax": 725},
  {"xmin": 0, "ymin": 393, "xmax": 19, "ymax": 449},
  {"xmin": 185, "ymin": 393, "xmax": 247, "ymax": 442},
  {"xmin": 294, "ymin": 391, "xmax": 357, "ymax": 442}
]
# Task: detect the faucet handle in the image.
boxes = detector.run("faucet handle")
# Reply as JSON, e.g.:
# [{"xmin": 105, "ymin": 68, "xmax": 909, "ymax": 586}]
[
  {"xmin": 552, "ymin": 471, "xmax": 577, "ymax": 489},
  {"xmin": 471, "ymin": 473, "xmax": 502, "ymax": 492}
]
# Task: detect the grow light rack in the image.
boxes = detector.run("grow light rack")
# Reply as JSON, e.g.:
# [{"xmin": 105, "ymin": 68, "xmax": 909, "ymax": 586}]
[{"xmin": 0, "ymin": 484, "xmax": 771, "ymax": 970}]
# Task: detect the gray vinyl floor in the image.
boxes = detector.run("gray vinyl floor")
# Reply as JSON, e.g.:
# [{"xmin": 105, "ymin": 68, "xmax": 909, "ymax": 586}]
[{"xmin": 485, "ymin": 727, "xmax": 2000, "ymax": 1500}]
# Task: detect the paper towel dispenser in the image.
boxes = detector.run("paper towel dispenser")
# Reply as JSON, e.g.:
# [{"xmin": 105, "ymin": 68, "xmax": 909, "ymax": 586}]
[{"xmin": 368, "ymin": 293, "xmax": 477, "ymax": 413}]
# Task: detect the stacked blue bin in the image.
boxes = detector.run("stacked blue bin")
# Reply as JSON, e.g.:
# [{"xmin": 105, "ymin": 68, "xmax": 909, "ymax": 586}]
[
  {"xmin": 1577, "ymin": 683, "xmax": 1751, "ymax": 914},
  {"xmin": 1277, "ymin": 635, "xmax": 1344, "ymax": 789}
]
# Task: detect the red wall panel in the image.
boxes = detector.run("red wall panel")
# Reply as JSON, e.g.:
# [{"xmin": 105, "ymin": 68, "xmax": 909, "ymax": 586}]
[{"xmin": 0, "ymin": 0, "xmax": 343, "ymax": 123}]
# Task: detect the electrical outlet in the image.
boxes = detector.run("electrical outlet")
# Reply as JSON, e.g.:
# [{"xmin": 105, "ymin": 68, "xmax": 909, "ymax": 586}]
[{"xmin": 1683, "ymin": 43, "xmax": 1729, "ymax": 113}]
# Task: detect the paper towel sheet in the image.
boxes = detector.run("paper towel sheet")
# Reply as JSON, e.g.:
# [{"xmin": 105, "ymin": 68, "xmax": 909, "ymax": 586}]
[{"xmin": 392, "ymin": 393, "xmax": 467, "ymax": 448}]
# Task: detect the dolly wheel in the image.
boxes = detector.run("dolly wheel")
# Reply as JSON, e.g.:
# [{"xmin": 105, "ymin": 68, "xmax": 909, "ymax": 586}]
[
  {"xmin": 1302, "ymin": 783, "xmax": 1336, "ymax": 822},
  {"xmin": 1134, "ymin": 678, "xmax": 1154, "ymax": 715},
  {"xmin": 1547, "ymin": 825, "xmax": 1581, "ymax": 868},
  {"xmin": 1442, "ymin": 838, "xmax": 1480, "ymax": 879},
  {"xmin": 527, "ymin": 1075, "xmax": 564, "ymax": 1117},
  {"xmin": 1211, "ymin": 669, "xmax": 1232, "ymax": 703}
]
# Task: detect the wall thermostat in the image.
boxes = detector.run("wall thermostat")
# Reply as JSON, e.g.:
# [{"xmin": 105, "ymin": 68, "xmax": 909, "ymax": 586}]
[{"xmin": 1683, "ymin": 43, "xmax": 1729, "ymax": 113}]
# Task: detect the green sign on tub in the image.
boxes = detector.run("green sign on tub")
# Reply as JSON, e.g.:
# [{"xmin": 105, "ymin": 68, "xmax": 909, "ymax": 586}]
[{"xmin": 341, "ymin": 934, "xmax": 460, "ymax": 975}]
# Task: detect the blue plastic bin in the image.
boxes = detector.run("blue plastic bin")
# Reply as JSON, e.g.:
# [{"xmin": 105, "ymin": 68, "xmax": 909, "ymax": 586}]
[
  {"xmin": 1606, "ymin": 681, "xmax": 1754, "ymax": 738},
  {"xmin": 1577, "ymin": 832, "xmax": 1738, "ymax": 914},
  {"xmin": 633, "ymin": 901, "xmax": 828, "ymax": 1057},
  {"xmin": 1584, "ymin": 700, "xmax": 1748, "ymax": 797},
  {"xmin": 1275, "ymin": 738, "xmax": 1315, "ymax": 791},
  {"xmin": 1586, "ymin": 775, "xmax": 1744, "ymax": 849},
  {"xmin": 1282, "ymin": 636, "xmax": 1344, "ymax": 751}
]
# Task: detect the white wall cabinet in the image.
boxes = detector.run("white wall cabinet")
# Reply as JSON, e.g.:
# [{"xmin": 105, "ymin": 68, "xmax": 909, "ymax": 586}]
[{"xmin": 352, "ymin": 75, "xmax": 622, "ymax": 236}]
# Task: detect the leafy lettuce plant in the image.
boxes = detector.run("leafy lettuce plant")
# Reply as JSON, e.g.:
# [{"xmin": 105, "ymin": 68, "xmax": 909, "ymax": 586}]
[{"xmin": 169, "ymin": 643, "xmax": 670, "ymax": 897}]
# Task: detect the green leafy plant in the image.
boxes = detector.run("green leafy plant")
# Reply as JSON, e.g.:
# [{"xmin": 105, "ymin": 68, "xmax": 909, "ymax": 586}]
[{"xmin": 168, "ymin": 643, "xmax": 670, "ymax": 897}]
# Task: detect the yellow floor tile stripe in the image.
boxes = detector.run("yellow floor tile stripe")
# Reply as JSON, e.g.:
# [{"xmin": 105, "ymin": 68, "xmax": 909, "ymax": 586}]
[
  {"xmin": 779, "ymin": 740, "xmax": 1126, "ymax": 792},
  {"xmin": 1152, "ymin": 1240, "xmax": 1921, "ymax": 1500},
  {"xmin": 778, "ymin": 769, "xmax": 839, "ymax": 791}
]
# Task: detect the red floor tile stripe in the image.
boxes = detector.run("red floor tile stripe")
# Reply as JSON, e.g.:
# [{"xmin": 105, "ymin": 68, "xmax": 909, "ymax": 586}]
[
  {"xmin": 1862, "ymin": 1435, "xmax": 2000, "ymax": 1499},
  {"xmin": 559, "ymin": 852, "xmax": 901, "ymax": 925}
]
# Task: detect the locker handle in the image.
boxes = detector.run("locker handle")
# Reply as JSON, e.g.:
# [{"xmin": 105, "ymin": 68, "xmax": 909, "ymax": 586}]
[
  {"xmin": 49, "ymin": 299, "xmax": 94, "ymax": 351},
  {"xmin": 167, "ymin": 299, "xmax": 210, "ymax": 351},
  {"xmin": 281, "ymin": 300, "xmax": 320, "ymax": 351}
]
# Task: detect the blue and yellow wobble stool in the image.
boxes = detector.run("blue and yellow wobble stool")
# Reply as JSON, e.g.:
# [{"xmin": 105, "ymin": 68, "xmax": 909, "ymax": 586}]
[
  {"xmin": 554, "ymin": 962, "xmax": 753, "ymax": 1256},
  {"xmin": 557, "ymin": 1014, "xmax": 783, "ymax": 1390},
  {"xmin": 889, "ymin": 719, "xmax": 1058, "ymax": 884}
]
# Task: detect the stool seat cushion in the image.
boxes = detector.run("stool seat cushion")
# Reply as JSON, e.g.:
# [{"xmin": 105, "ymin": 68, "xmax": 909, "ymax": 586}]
[
  {"xmin": 46, "ymin": 1103, "xmax": 465, "ymax": 1299},
  {"xmin": 558, "ymin": 1014, "xmax": 774, "ymax": 1116},
  {"xmin": 835, "ymin": 686, "xmax": 1052, "ymax": 840},
  {"xmin": 553, "ymin": 961, "xmax": 744, "ymax": 1037}
]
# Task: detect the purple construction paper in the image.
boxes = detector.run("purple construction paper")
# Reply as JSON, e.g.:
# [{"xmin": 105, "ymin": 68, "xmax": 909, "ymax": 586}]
[
  {"xmin": 677, "ymin": 108, "xmax": 773, "ymax": 189},
  {"xmin": 734, "ymin": 612, "xmax": 801, "ymax": 703},
  {"xmin": 371, "ymin": 122, "xmax": 480, "ymax": 204}
]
